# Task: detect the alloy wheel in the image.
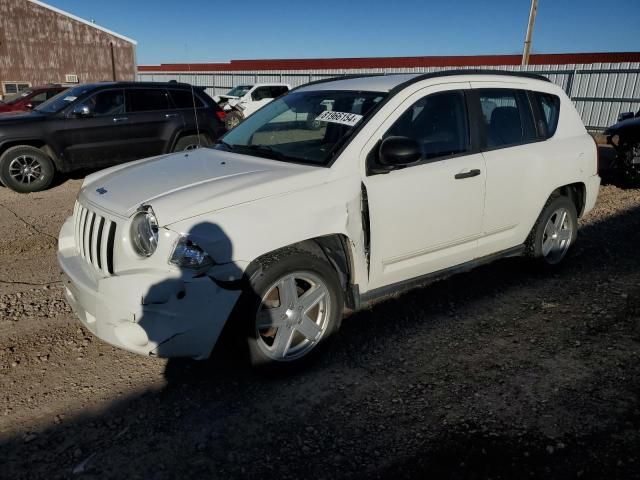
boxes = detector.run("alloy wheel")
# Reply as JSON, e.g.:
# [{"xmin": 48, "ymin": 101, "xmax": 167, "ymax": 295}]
[
  {"xmin": 541, "ymin": 206, "xmax": 574, "ymax": 264},
  {"xmin": 255, "ymin": 271, "xmax": 331, "ymax": 362},
  {"xmin": 8, "ymin": 155, "xmax": 42, "ymax": 184}
]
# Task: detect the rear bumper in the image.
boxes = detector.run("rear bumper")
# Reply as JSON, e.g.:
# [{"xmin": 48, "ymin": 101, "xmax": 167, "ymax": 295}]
[
  {"xmin": 582, "ymin": 174, "xmax": 601, "ymax": 217},
  {"xmin": 58, "ymin": 216, "xmax": 241, "ymax": 359}
]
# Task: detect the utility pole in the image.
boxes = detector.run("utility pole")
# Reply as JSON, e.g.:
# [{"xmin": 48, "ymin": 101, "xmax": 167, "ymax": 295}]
[{"xmin": 522, "ymin": 0, "xmax": 539, "ymax": 66}]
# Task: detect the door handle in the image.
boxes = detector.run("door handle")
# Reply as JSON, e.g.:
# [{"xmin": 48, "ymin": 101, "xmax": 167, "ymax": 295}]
[
  {"xmin": 112, "ymin": 117, "xmax": 128, "ymax": 123},
  {"xmin": 165, "ymin": 113, "xmax": 178, "ymax": 118},
  {"xmin": 454, "ymin": 169, "xmax": 481, "ymax": 180}
]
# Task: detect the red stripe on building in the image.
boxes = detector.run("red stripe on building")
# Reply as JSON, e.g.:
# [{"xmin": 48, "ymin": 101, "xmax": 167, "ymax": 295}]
[{"xmin": 138, "ymin": 52, "xmax": 640, "ymax": 72}]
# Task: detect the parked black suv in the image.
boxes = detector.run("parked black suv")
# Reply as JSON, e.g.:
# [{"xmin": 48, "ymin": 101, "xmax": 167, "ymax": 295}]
[{"xmin": 0, "ymin": 82, "xmax": 227, "ymax": 192}]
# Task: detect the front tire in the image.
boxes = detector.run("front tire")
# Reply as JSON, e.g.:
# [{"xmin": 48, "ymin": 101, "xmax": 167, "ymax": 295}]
[
  {"xmin": 238, "ymin": 248, "xmax": 344, "ymax": 370},
  {"xmin": 526, "ymin": 195, "xmax": 578, "ymax": 266},
  {"xmin": 0, "ymin": 146, "xmax": 55, "ymax": 193}
]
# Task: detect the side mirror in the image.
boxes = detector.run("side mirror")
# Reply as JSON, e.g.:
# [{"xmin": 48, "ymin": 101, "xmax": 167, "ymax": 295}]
[
  {"xmin": 618, "ymin": 111, "xmax": 634, "ymax": 122},
  {"xmin": 378, "ymin": 136, "xmax": 422, "ymax": 168},
  {"xmin": 72, "ymin": 105, "xmax": 91, "ymax": 117},
  {"xmin": 25, "ymin": 103, "xmax": 34, "ymax": 110}
]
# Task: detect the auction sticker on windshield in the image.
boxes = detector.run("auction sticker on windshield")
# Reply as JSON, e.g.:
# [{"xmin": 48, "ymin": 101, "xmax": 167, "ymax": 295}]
[{"xmin": 315, "ymin": 111, "xmax": 363, "ymax": 127}]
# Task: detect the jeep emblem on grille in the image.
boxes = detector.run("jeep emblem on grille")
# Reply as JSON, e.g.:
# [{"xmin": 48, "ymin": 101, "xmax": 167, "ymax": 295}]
[{"xmin": 96, "ymin": 187, "xmax": 108, "ymax": 195}]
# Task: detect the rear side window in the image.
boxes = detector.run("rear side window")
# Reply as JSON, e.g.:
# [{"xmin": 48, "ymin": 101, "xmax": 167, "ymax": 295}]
[
  {"xmin": 478, "ymin": 89, "xmax": 536, "ymax": 149},
  {"xmin": 532, "ymin": 92, "xmax": 560, "ymax": 139},
  {"xmin": 385, "ymin": 90, "xmax": 470, "ymax": 161},
  {"xmin": 251, "ymin": 87, "xmax": 273, "ymax": 101},
  {"xmin": 126, "ymin": 89, "xmax": 170, "ymax": 112},
  {"xmin": 169, "ymin": 89, "xmax": 205, "ymax": 109},
  {"xmin": 269, "ymin": 86, "xmax": 288, "ymax": 98}
]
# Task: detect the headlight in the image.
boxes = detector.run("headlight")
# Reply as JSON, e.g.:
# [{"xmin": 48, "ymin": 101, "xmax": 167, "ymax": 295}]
[
  {"xmin": 130, "ymin": 206, "xmax": 159, "ymax": 257},
  {"xmin": 170, "ymin": 236, "xmax": 213, "ymax": 268}
]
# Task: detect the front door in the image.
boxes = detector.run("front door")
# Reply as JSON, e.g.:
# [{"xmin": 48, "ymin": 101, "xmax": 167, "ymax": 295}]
[
  {"xmin": 363, "ymin": 85, "xmax": 487, "ymax": 290},
  {"xmin": 60, "ymin": 89, "xmax": 130, "ymax": 168}
]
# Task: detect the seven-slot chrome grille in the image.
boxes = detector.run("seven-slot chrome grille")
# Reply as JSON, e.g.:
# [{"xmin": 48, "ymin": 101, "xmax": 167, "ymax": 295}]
[{"xmin": 73, "ymin": 201, "xmax": 116, "ymax": 275}]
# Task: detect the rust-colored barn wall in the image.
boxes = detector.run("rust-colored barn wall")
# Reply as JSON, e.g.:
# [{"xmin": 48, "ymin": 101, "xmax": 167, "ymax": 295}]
[{"xmin": 0, "ymin": 0, "xmax": 135, "ymax": 93}]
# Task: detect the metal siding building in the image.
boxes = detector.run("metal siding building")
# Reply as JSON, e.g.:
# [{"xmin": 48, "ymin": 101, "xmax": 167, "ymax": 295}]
[
  {"xmin": 0, "ymin": 0, "xmax": 136, "ymax": 99},
  {"xmin": 138, "ymin": 53, "xmax": 640, "ymax": 130}
]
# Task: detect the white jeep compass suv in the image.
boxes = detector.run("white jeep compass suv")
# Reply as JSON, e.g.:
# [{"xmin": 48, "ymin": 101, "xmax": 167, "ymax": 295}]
[{"xmin": 58, "ymin": 71, "xmax": 600, "ymax": 368}]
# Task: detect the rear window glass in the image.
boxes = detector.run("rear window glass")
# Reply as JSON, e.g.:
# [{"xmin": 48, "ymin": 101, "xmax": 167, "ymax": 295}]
[
  {"xmin": 169, "ymin": 89, "xmax": 205, "ymax": 109},
  {"xmin": 127, "ymin": 89, "xmax": 170, "ymax": 112},
  {"xmin": 533, "ymin": 92, "xmax": 561, "ymax": 139}
]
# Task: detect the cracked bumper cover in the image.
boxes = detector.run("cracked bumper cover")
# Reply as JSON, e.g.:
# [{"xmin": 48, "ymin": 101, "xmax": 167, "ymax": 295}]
[{"xmin": 58, "ymin": 217, "xmax": 242, "ymax": 359}]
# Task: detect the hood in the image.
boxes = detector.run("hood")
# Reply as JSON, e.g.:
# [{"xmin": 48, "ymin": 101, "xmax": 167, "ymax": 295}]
[
  {"xmin": 79, "ymin": 148, "xmax": 330, "ymax": 225},
  {"xmin": 0, "ymin": 110, "xmax": 47, "ymax": 124},
  {"xmin": 605, "ymin": 116, "xmax": 640, "ymax": 137}
]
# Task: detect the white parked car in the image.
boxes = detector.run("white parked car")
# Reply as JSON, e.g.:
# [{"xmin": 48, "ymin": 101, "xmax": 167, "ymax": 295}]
[
  {"xmin": 58, "ymin": 71, "xmax": 600, "ymax": 370},
  {"xmin": 215, "ymin": 83, "xmax": 290, "ymax": 129}
]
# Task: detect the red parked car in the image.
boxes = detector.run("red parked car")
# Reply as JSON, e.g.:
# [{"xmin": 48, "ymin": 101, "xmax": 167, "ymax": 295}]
[{"xmin": 0, "ymin": 85, "xmax": 67, "ymax": 113}]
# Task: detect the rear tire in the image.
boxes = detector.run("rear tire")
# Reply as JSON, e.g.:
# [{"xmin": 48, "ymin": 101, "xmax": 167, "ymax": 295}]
[
  {"xmin": 173, "ymin": 134, "xmax": 210, "ymax": 152},
  {"xmin": 0, "ymin": 146, "xmax": 55, "ymax": 193},
  {"xmin": 525, "ymin": 195, "xmax": 578, "ymax": 266},
  {"xmin": 233, "ymin": 248, "xmax": 344, "ymax": 371},
  {"xmin": 224, "ymin": 111, "xmax": 243, "ymax": 130}
]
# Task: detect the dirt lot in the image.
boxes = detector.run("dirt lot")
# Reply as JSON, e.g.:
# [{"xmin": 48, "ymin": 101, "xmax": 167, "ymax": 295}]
[{"xmin": 1, "ymin": 172, "xmax": 640, "ymax": 479}]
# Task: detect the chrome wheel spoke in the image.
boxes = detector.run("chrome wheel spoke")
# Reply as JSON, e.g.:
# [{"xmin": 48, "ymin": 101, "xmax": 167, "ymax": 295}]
[
  {"xmin": 277, "ymin": 276, "xmax": 299, "ymax": 308},
  {"xmin": 256, "ymin": 306, "xmax": 287, "ymax": 330},
  {"xmin": 296, "ymin": 314, "xmax": 322, "ymax": 341},
  {"xmin": 298, "ymin": 284, "xmax": 327, "ymax": 313},
  {"xmin": 272, "ymin": 325, "xmax": 295, "ymax": 359},
  {"xmin": 557, "ymin": 229, "xmax": 572, "ymax": 242}
]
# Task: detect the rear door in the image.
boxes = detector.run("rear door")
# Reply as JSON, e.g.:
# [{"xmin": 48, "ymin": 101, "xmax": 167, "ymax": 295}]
[
  {"xmin": 124, "ymin": 87, "xmax": 184, "ymax": 157},
  {"xmin": 469, "ymin": 84, "xmax": 539, "ymax": 257}
]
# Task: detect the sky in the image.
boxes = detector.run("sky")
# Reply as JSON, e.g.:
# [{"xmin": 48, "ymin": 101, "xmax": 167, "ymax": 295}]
[{"xmin": 44, "ymin": 0, "xmax": 640, "ymax": 65}]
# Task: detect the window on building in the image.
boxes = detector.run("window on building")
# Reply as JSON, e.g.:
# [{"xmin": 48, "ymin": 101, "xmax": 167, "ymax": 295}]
[{"xmin": 3, "ymin": 82, "xmax": 31, "ymax": 99}]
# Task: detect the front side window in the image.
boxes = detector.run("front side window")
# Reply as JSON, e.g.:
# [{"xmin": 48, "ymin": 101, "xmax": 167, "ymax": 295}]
[
  {"xmin": 218, "ymin": 90, "xmax": 386, "ymax": 166},
  {"xmin": 79, "ymin": 90, "xmax": 125, "ymax": 116},
  {"xmin": 270, "ymin": 86, "xmax": 289, "ymax": 98},
  {"xmin": 127, "ymin": 89, "xmax": 170, "ymax": 112},
  {"xmin": 478, "ymin": 89, "xmax": 535, "ymax": 149},
  {"xmin": 384, "ymin": 90, "xmax": 470, "ymax": 160},
  {"xmin": 35, "ymin": 85, "xmax": 93, "ymax": 114},
  {"xmin": 252, "ymin": 87, "xmax": 273, "ymax": 101}
]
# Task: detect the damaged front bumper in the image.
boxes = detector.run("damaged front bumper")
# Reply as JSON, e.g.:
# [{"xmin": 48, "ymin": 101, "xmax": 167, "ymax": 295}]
[{"xmin": 58, "ymin": 216, "xmax": 242, "ymax": 359}]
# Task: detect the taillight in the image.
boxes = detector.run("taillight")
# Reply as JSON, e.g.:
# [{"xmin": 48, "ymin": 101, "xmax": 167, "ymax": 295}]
[{"xmin": 215, "ymin": 111, "xmax": 226, "ymax": 121}]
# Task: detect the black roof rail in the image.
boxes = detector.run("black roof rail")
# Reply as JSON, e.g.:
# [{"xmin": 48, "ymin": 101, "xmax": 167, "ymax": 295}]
[{"xmin": 294, "ymin": 69, "xmax": 550, "ymax": 93}]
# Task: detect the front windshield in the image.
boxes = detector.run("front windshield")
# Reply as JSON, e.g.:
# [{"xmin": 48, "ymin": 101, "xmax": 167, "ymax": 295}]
[
  {"xmin": 226, "ymin": 85, "xmax": 252, "ymax": 97},
  {"xmin": 218, "ymin": 90, "xmax": 386, "ymax": 166},
  {"xmin": 34, "ymin": 85, "xmax": 91, "ymax": 113}
]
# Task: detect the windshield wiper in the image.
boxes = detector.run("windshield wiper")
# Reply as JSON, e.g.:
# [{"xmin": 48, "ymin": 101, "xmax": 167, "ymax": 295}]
[
  {"xmin": 214, "ymin": 140, "xmax": 234, "ymax": 151},
  {"xmin": 243, "ymin": 144, "xmax": 288, "ymax": 161}
]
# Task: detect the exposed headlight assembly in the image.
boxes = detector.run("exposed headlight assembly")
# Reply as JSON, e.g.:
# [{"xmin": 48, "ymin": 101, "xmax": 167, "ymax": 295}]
[
  {"xmin": 170, "ymin": 236, "xmax": 213, "ymax": 269},
  {"xmin": 130, "ymin": 206, "xmax": 159, "ymax": 257}
]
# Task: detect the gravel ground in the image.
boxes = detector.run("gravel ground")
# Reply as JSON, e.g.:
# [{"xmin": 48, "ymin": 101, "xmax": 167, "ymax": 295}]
[{"xmin": 1, "ymin": 172, "xmax": 639, "ymax": 480}]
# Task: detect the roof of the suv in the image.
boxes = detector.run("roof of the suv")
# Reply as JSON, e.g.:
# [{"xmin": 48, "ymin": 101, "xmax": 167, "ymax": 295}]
[
  {"xmin": 296, "ymin": 70, "xmax": 551, "ymax": 93},
  {"xmin": 78, "ymin": 81, "xmax": 202, "ymax": 90}
]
